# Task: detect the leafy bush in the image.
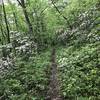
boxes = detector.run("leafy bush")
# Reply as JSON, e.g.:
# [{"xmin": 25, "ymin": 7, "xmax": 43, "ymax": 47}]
[{"xmin": 57, "ymin": 42, "xmax": 100, "ymax": 99}]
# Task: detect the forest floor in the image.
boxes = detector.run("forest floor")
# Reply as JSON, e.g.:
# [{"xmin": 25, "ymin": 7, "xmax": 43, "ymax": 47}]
[
  {"xmin": 0, "ymin": 42, "xmax": 99, "ymax": 100},
  {"xmin": 46, "ymin": 48, "xmax": 62, "ymax": 100}
]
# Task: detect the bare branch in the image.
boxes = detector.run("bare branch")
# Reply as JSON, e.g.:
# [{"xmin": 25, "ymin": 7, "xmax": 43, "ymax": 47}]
[
  {"xmin": 16, "ymin": 0, "xmax": 22, "ymax": 6},
  {"xmin": 51, "ymin": 0, "xmax": 73, "ymax": 29}
]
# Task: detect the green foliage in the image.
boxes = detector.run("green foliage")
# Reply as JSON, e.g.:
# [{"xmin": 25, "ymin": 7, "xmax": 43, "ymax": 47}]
[
  {"xmin": 57, "ymin": 42, "xmax": 100, "ymax": 99},
  {"xmin": 0, "ymin": 50, "xmax": 51, "ymax": 99},
  {"xmin": 0, "ymin": 0, "xmax": 100, "ymax": 99}
]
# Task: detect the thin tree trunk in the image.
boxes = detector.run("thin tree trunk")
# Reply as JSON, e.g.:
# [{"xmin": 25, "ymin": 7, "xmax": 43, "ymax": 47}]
[
  {"xmin": 8, "ymin": 0, "xmax": 19, "ymax": 31},
  {"xmin": 0, "ymin": 24, "xmax": 5, "ymax": 45},
  {"xmin": 22, "ymin": 6, "xmax": 33, "ymax": 35},
  {"xmin": 2, "ymin": 0, "xmax": 10, "ymax": 43},
  {"xmin": 17, "ymin": 0, "xmax": 33, "ymax": 36}
]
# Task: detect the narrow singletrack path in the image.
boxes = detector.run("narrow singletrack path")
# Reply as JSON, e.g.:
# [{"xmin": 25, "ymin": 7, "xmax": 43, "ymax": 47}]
[{"xmin": 46, "ymin": 47, "xmax": 62, "ymax": 100}]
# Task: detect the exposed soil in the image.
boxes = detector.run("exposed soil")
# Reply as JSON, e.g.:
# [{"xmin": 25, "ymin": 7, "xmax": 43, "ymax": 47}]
[{"xmin": 46, "ymin": 48, "xmax": 62, "ymax": 100}]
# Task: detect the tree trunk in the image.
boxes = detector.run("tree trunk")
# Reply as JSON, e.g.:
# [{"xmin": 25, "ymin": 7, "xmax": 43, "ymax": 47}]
[
  {"xmin": 2, "ymin": 0, "xmax": 10, "ymax": 43},
  {"xmin": 8, "ymin": 0, "xmax": 19, "ymax": 31},
  {"xmin": 17, "ymin": 0, "xmax": 33, "ymax": 36}
]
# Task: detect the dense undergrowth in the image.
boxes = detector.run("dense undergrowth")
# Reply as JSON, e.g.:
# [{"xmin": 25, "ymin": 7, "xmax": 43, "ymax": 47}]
[
  {"xmin": 0, "ymin": 49, "xmax": 52, "ymax": 99},
  {"xmin": 0, "ymin": 43, "xmax": 100, "ymax": 100},
  {"xmin": 57, "ymin": 42, "xmax": 100, "ymax": 99}
]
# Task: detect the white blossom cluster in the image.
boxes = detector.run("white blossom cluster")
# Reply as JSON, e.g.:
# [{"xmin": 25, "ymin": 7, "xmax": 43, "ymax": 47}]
[
  {"xmin": 10, "ymin": 31, "xmax": 37, "ymax": 56},
  {"xmin": 0, "ymin": 56, "xmax": 14, "ymax": 74},
  {"xmin": 0, "ymin": 31, "xmax": 37, "ymax": 74}
]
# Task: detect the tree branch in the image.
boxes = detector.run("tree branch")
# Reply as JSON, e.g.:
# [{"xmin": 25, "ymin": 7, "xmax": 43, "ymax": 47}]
[
  {"xmin": 16, "ymin": 0, "xmax": 22, "ymax": 6},
  {"xmin": 51, "ymin": 0, "xmax": 73, "ymax": 29}
]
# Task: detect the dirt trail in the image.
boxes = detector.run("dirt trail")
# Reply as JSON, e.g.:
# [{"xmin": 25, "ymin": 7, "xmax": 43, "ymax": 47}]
[{"xmin": 46, "ymin": 48, "xmax": 62, "ymax": 100}]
